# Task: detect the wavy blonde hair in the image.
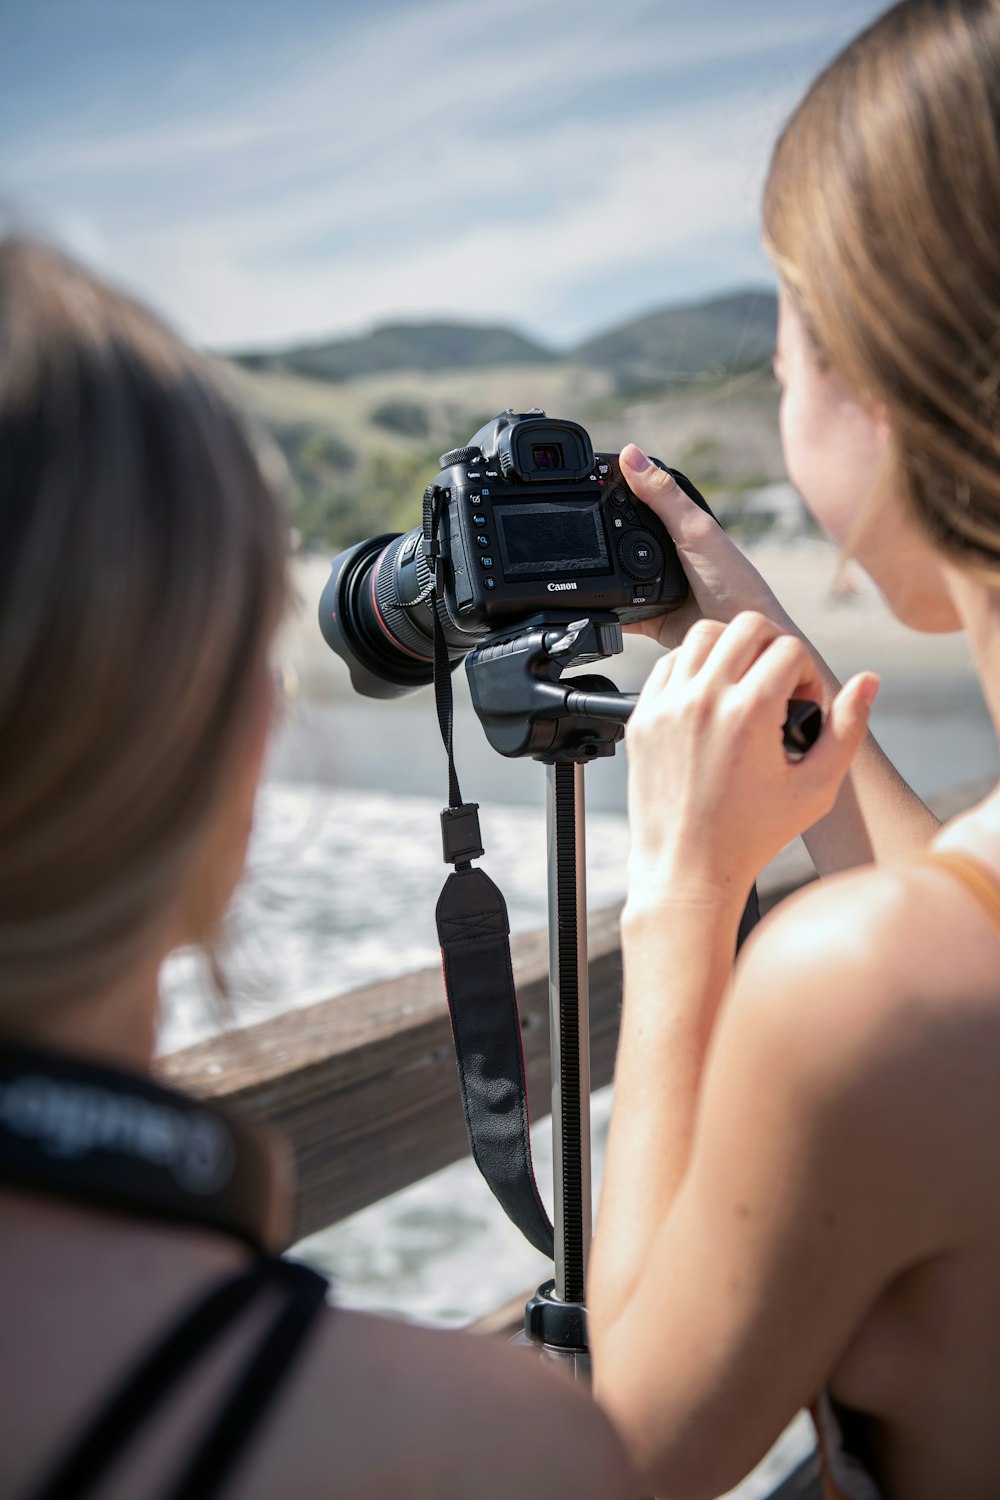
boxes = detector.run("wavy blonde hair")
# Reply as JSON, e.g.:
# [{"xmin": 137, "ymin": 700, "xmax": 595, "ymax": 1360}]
[
  {"xmin": 763, "ymin": 0, "xmax": 1000, "ymax": 575},
  {"xmin": 0, "ymin": 241, "xmax": 290, "ymax": 1022}
]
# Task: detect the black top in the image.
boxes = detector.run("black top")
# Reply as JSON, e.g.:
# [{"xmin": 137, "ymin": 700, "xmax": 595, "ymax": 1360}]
[
  {"xmin": 26, "ymin": 1254, "xmax": 329, "ymax": 1500},
  {"xmin": 0, "ymin": 1043, "xmax": 330, "ymax": 1499}
]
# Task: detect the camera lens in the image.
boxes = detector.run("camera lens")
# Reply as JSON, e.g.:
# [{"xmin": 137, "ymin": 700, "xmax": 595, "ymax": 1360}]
[{"xmin": 319, "ymin": 530, "xmax": 469, "ymax": 699}]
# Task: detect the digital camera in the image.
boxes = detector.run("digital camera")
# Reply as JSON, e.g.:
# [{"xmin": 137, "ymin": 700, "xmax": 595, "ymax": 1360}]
[{"xmin": 319, "ymin": 409, "xmax": 706, "ymax": 698}]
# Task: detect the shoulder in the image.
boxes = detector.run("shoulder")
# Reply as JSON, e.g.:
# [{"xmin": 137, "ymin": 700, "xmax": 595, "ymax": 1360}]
[
  {"xmin": 714, "ymin": 861, "xmax": 1000, "ymax": 1234},
  {"xmin": 246, "ymin": 1302, "xmax": 634, "ymax": 1500},
  {"xmin": 736, "ymin": 857, "xmax": 998, "ymax": 1056}
]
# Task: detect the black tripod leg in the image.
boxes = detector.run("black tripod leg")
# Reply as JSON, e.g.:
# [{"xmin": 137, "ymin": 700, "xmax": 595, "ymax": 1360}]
[{"xmin": 548, "ymin": 761, "xmax": 592, "ymax": 1307}]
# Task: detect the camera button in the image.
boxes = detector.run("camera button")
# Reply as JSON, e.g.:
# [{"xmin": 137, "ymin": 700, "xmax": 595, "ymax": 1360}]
[
  {"xmin": 479, "ymin": 555, "xmax": 495, "ymax": 568},
  {"xmin": 619, "ymin": 530, "xmax": 663, "ymax": 580},
  {"xmin": 483, "ymin": 576, "xmax": 497, "ymax": 590}
]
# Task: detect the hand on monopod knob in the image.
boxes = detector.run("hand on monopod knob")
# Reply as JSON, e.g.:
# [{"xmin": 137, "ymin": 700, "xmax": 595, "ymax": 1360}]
[
  {"xmin": 785, "ymin": 696, "xmax": 827, "ymax": 756},
  {"xmin": 783, "ymin": 698, "xmax": 822, "ymax": 756}
]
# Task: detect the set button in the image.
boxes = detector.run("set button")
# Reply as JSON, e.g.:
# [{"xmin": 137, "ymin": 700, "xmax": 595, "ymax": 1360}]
[{"xmin": 618, "ymin": 529, "xmax": 663, "ymax": 580}]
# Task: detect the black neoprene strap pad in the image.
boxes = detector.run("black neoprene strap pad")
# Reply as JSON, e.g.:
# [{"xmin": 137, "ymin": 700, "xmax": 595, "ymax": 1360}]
[
  {"xmin": 0, "ymin": 1044, "xmax": 285, "ymax": 1251},
  {"xmin": 436, "ymin": 867, "xmax": 555, "ymax": 1259}
]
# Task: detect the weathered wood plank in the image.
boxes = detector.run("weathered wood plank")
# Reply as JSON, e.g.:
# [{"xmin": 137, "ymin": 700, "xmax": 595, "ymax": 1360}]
[
  {"xmin": 157, "ymin": 907, "xmax": 623, "ymax": 1240},
  {"xmin": 155, "ymin": 777, "xmax": 993, "ymax": 1241}
]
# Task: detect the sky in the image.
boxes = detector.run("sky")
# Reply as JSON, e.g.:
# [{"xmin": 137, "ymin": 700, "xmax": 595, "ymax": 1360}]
[{"xmin": 0, "ymin": 0, "xmax": 891, "ymax": 352}]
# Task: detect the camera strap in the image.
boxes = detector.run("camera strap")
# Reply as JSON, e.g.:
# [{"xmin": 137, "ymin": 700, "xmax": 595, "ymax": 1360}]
[
  {"xmin": 424, "ymin": 487, "xmax": 555, "ymax": 1260},
  {"xmin": 0, "ymin": 1042, "xmax": 289, "ymax": 1251}
]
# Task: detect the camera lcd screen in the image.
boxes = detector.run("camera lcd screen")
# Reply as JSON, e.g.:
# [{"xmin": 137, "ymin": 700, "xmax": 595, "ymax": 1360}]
[
  {"xmin": 493, "ymin": 497, "xmax": 611, "ymax": 578},
  {"xmin": 531, "ymin": 443, "xmax": 564, "ymax": 471}
]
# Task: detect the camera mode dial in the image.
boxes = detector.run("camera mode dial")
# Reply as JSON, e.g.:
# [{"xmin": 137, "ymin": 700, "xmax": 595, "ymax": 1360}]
[
  {"xmin": 618, "ymin": 529, "xmax": 663, "ymax": 581},
  {"xmin": 439, "ymin": 445, "xmax": 484, "ymax": 468}
]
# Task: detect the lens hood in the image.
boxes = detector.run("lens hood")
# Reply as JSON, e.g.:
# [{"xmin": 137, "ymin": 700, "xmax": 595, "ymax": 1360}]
[{"xmin": 319, "ymin": 535, "xmax": 434, "ymax": 699}]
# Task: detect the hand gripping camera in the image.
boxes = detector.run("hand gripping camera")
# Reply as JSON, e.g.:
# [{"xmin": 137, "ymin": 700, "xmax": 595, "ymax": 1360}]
[{"xmin": 319, "ymin": 409, "xmax": 700, "ymax": 700}]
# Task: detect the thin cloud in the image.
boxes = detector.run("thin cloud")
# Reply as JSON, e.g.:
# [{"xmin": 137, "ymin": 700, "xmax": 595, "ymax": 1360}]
[{"xmin": 1, "ymin": 0, "xmax": 889, "ymax": 346}]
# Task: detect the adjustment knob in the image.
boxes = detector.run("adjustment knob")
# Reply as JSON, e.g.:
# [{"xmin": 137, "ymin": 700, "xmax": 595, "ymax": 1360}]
[
  {"xmin": 618, "ymin": 529, "xmax": 663, "ymax": 580},
  {"xmin": 439, "ymin": 445, "xmax": 484, "ymax": 468}
]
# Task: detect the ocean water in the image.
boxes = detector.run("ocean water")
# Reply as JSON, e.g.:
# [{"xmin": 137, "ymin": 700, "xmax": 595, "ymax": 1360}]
[{"xmin": 159, "ymin": 782, "xmax": 633, "ymax": 1056}]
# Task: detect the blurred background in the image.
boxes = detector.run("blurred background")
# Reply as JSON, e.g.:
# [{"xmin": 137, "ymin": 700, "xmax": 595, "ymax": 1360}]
[{"xmin": 3, "ymin": 10, "xmax": 994, "ymax": 1472}]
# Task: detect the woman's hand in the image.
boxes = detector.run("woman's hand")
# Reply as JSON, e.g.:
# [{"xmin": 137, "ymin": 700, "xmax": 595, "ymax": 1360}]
[
  {"xmin": 620, "ymin": 444, "xmax": 796, "ymax": 648},
  {"xmin": 624, "ymin": 610, "xmax": 879, "ymax": 902}
]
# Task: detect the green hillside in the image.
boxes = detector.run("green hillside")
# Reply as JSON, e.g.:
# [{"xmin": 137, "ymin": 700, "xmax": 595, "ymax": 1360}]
[
  {"xmin": 220, "ymin": 288, "xmax": 786, "ymax": 552},
  {"xmin": 228, "ymin": 289, "xmax": 778, "ymax": 389},
  {"xmin": 574, "ymin": 290, "xmax": 778, "ymax": 385},
  {"xmin": 232, "ymin": 320, "xmax": 556, "ymax": 382}
]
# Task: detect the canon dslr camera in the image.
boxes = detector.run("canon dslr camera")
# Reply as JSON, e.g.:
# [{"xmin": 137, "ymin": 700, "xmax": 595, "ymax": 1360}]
[{"xmin": 319, "ymin": 409, "xmax": 706, "ymax": 698}]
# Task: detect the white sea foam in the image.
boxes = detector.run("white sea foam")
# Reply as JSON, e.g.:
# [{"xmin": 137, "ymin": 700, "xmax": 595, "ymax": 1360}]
[{"xmin": 159, "ymin": 781, "xmax": 632, "ymax": 1054}]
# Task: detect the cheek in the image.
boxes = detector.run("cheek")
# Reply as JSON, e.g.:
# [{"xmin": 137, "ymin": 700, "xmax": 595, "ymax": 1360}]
[
  {"xmin": 779, "ymin": 384, "xmax": 860, "ymax": 546},
  {"xmin": 779, "ymin": 379, "xmax": 961, "ymax": 633}
]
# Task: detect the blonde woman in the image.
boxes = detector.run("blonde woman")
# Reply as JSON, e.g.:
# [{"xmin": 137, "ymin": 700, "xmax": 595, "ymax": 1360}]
[
  {"xmin": 589, "ymin": 3, "xmax": 1000, "ymax": 1498},
  {"xmin": 0, "ymin": 241, "xmax": 632, "ymax": 1500}
]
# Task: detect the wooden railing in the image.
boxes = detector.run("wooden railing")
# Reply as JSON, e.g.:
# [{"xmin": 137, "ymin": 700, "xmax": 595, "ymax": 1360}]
[{"xmin": 156, "ymin": 777, "xmax": 990, "ymax": 1247}]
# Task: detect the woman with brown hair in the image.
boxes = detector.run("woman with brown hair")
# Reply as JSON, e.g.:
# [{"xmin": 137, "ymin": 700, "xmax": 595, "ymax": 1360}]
[
  {"xmin": 0, "ymin": 240, "xmax": 633, "ymax": 1500},
  {"xmin": 589, "ymin": 2, "xmax": 1000, "ymax": 1497}
]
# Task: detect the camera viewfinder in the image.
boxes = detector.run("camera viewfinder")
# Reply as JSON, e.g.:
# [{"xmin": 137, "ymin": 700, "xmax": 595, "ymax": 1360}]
[{"xmin": 532, "ymin": 443, "xmax": 564, "ymax": 471}]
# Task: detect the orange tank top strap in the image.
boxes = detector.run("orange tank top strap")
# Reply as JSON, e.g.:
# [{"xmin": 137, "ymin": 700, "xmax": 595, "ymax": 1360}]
[{"xmin": 907, "ymin": 847, "xmax": 1000, "ymax": 938}]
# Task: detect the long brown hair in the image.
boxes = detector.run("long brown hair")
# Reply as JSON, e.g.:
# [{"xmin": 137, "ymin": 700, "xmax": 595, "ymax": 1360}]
[
  {"xmin": 0, "ymin": 240, "xmax": 290, "ymax": 1021},
  {"xmin": 763, "ymin": 0, "xmax": 1000, "ymax": 573}
]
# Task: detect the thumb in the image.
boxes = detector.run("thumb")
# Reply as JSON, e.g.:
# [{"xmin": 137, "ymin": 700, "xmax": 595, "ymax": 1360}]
[
  {"xmin": 620, "ymin": 444, "xmax": 717, "ymax": 548},
  {"xmin": 809, "ymin": 672, "xmax": 880, "ymax": 782}
]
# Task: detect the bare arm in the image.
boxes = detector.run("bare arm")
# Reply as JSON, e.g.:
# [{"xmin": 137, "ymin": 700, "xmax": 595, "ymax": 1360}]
[
  {"xmin": 589, "ymin": 869, "xmax": 956, "ymax": 1497},
  {"xmin": 619, "ymin": 445, "xmax": 939, "ymax": 873},
  {"xmin": 586, "ymin": 609, "xmax": 891, "ymax": 1493},
  {"xmin": 799, "ymin": 654, "xmax": 940, "ymax": 870}
]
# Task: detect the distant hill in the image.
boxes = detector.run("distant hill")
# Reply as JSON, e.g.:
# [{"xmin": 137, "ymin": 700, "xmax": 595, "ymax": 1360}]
[
  {"xmin": 228, "ymin": 288, "xmax": 778, "ymax": 386},
  {"xmin": 573, "ymin": 290, "xmax": 778, "ymax": 383},
  {"xmin": 232, "ymin": 320, "xmax": 557, "ymax": 382}
]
